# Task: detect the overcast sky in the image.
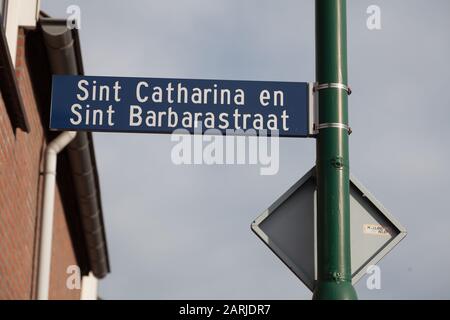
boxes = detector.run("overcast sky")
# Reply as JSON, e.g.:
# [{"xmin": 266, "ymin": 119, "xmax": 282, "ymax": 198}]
[{"xmin": 42, "ymin": 0, "xmax": 450, "ymax": 299}]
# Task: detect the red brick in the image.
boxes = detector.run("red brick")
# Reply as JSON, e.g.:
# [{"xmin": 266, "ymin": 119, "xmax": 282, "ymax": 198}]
[{"xmin": 0, "ymin": 28, "xmax": 81, "ymax": 300}]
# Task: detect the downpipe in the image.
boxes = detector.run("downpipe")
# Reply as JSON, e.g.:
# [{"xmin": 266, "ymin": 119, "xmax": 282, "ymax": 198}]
[{"xmin": 36, "ymin": 131, "xmax": 77, "ymax": 300}]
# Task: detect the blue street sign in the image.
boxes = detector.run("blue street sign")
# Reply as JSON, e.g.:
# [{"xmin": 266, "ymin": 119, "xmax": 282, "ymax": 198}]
[{"xmin": 50, "ymin": 75, "xmax": 310, "ymax": 137}]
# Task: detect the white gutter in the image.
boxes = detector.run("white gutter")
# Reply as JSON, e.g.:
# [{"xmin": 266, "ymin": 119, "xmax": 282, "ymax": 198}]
[{"xmin": 37, "ymin": 131, "xmax": 77, "ymax": 300}]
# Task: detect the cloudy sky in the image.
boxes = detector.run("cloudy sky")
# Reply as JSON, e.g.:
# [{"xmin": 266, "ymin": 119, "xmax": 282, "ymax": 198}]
[{"xmin": 42, "ymin": 0, "xmax": 450, "ymax": 299}]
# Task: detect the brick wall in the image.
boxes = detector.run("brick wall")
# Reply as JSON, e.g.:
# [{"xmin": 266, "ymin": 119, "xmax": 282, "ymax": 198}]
[{"xmin": 0, "ymin": 28, "xmax": 81, "ymax": 300}]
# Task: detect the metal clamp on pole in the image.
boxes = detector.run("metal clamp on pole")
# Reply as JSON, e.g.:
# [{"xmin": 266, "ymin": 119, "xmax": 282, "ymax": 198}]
[
  {"xmin": 313, "ymin": 82, "xmax": 352, "ymax": 95},
  {"xmin": 314, "ymin": 122, "xmax": 352, "ymax": 135}
]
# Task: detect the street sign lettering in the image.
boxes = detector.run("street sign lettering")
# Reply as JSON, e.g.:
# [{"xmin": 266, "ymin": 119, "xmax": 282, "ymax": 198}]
[{"xmin": 50, "ymin": 75, "xmax": 311, "ymax": 137}]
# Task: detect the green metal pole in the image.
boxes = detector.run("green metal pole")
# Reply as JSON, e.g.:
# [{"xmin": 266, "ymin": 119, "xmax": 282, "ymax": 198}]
[{"xmin": 312, "ymin": 0, "xmax": 357, "ymax": 300}]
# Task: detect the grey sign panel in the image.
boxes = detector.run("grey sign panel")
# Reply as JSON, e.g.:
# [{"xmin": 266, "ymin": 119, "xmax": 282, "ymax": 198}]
[
  {"xmin": 253, "ymin": 171, "xmax": 316, "ymax": 290},
  {"xmin": 251, "ymin": 167, "xmax": 406, "ymax": 292}
]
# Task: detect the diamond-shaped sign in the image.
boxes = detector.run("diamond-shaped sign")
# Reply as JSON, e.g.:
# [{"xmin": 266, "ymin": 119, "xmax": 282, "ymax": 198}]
[{"xmin": 251, "ymin": 167, "xmax": 406, "ymax": 291}]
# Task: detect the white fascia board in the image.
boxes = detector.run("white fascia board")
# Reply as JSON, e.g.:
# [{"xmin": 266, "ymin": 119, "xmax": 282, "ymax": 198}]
[{"xmin": 5, "ymin": 0, "xmax": 40, "ymax": 65}]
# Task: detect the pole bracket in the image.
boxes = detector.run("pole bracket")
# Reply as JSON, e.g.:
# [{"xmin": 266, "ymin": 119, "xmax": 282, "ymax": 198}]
[
  {"xmin": 313, "ymin": 82, "xmax": 352, "ymax": 95},
  {"xmin": 314, "ymin": 122, "xmax": 352, "ymax": 135}
]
